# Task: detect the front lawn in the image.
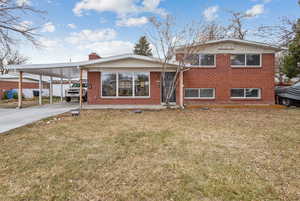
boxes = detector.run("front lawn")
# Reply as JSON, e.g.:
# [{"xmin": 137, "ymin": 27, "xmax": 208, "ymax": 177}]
[{"xmin": 0, "ymin": 109, "xmax": 299, "ymax": 201}]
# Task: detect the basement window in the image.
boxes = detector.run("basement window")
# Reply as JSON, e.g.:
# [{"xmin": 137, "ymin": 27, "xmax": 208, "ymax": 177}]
[
  {"xmin": 230, "ymin": 88, "xmax": 261, "ymax": 99},
  {"xmin": 184, "ymin": 88, "xmax": 215, "ymax": 99}
]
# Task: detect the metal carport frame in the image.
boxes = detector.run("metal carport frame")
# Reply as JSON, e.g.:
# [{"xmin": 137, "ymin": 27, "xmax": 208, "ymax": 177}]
[{"xmin": 6, "ymin": 61, "xmax": 87, "ymax": 109}]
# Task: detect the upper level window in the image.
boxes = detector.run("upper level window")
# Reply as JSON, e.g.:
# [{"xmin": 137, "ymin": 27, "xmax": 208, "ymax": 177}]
[
  {"xmin": 186, "ymin": 54, "xmax": 215, "ymax": 67},
  {"xmin": 231, "ymin": 54, "xmax": 245, "ymax": 66},
  {"xmin": 200, "ymin": 54, "xmax": 215, "ymax": 66},
  {"xmin": 186, "ymin": 54, "xmax": 199, "ymax": 66},
  {"xmin": 247, "ymin": 54, "xmax": 260, "ymax": 66},
  {"xmin": 231, "ymin": 88, "xmax": 261, "ymax": 99},
  {"xmin": 231, "ymin": 54, "xmax": 261, "ymax": 67}
]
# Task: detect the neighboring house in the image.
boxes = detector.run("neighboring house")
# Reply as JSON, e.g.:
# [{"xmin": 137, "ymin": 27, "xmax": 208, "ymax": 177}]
[
  {"xmin": 0, "ymin": 73, "xmax": 49, "ymax": 99},
  {"xmin": 7, "ymin": 39, "xmax": 282, "ymax": 106}
]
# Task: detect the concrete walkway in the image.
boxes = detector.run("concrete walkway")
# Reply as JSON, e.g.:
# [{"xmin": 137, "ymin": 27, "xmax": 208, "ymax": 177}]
[{"xmin": 0, "ymin": 104, "xmax": 77, "ymax": 134}]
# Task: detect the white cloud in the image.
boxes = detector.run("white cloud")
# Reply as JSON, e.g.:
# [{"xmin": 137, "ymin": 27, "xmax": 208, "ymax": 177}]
[
  {"xmin": 81, "ymin": 41, "xmax": 134, "ymax": 56},
  {"xmin": 203, "ymin": 6, "xmax": 219, "ymax": 21},
  {"xmin": 16, "ymin": 0, "xmax": 31, "ymax": 6},
  {"xmin": 41, "ymin": 22, "xmax": 56, "ymax": 33},
  {"xmin": 64, "ymin": 28, "xmax": 133, "ymax": 57},
  {"xmin": 73, "ymin": 0, "xmax": 166, "ymax": 16},
  {"xmin": 21, "ymin": 40, "xmax": 134, "ymax": 64},
  {"xmin": 67, "ymin": 23, "xmax": 77, "ymax": 29},
  {"xmin": 65, "ymin": 29, "xmax": 117, "ymax": 45},
  {"xmin": 116, "ymin": 16, "xmax": 148, "ymax": 27},
  {"xmin": 142, "ymin": 0, "xmax": 166, "ymax": 15},
  {"xmin": 246, "ymin": 4, "xmax": 265, "ymax": 17},
  {"xmin": 39, "ymin": 37, "xmax": 60, "ymax": 49}
]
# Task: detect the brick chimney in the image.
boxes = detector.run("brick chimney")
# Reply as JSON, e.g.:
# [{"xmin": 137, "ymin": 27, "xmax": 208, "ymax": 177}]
[{"xmin": 88, "ymin": 52, "xmax": 101, "ymax": 60}]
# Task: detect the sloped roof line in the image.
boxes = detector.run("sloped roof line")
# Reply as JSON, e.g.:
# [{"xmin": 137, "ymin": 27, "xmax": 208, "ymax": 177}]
[
  {"xmin": 6, "ymin": 54, "xmax": 178, "ymax": 70},
  {"xmin": 0, "ymin": 73, "xmax": 40, "ymax": 81},
  {"xmin": 176, "ymin": 39, "xmax": 283, "ymax": 51}
]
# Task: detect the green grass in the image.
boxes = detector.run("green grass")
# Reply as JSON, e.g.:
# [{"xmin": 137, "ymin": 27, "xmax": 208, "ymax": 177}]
[{"xmin": 0, "ymin": 108, "xmax": 299, "ymax": 201}]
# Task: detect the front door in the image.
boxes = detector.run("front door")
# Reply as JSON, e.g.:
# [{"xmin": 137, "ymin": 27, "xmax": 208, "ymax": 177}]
[{"xmin": 161, "ymin": 72, "xmax": 176, "ymax": 103}]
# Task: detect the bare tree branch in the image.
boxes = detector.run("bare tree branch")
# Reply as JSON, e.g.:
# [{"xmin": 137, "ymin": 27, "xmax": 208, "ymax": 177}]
[
  {"xmin": 226, "ymin": 10, "xmax": 251, "ymax": 40},
  {"xmin": 198, "ymin": 21, "xmax": 228, "ymax": 41},
  {"xmin": 256, "ymin": 17, "xmax": 298, "ymax": 47},
  {"xmin": 0, "ymin": 0, "xmax": 45, "ymax": 51},
  {"xmin": 0, "ymin": 49, "xmax": 28, "ymax": 74},
  {"xmin": 147, "ymin": 15, "xmax": 204, "ymax": 106}
]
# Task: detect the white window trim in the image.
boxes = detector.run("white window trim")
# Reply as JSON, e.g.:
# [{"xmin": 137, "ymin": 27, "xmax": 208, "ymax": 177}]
[
  {"xmin": 101, "ymin": 72, "xmax": 151, "ymax": 99},
  {"xmin": 184, "ymin": 88, "xmax": 216, "ymax": 99},
  {"xmin": 189, "ymin": 54, "xmax": 216, "ymax": 68},
  {"xmin": 230, "ymin": 88, "xmax": 261, "ymax": 99},
  {"xmin": 231, "ymin": 53, "xmax": 262, "ymax": 68}
]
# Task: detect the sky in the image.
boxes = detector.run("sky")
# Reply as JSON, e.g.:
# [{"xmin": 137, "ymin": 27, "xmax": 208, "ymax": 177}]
[{"xmin": 16, "ymin": 0, "xmax": 300, "ymax": 64}]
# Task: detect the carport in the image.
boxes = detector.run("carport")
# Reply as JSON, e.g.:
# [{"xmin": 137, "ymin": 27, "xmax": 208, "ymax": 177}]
[{"xmin": 7, "ymin": 61, "xmax": 88, "ymax": 109}]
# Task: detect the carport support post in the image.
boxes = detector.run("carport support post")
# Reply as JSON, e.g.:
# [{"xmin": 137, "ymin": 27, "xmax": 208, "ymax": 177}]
[
  {"xmin": 39, "ymin": 74, "xmax": 42, "ymax": 105},
  {"xmin": 60, "ymin": 77, "xmax": 63, "ymax": 102},
  {"xmin": 18, "ymin": 71, "xmax": 23, "ymax": 109},
  {"xmin": 79, "ymin": 69, "xmax": 83, "ymax": 108},
  {"xmin": 49, "ymin": 76, "xmax": 53, "ymax": 104},
  {"xmin": 179, "ymin": 71, "xmax": 184, "ymax": 109}
]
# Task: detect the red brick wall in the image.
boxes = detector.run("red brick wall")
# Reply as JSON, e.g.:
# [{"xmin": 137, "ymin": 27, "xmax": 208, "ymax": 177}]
[
  {"xmin": 182, "ymin": 53, "xmax": 275, "ymax": 105},
  {"xmin": 0, "ymin": 81, "xmax": 39, "ymax": 99},
  {"xmin": 87, "ymin": 72, "xmax": 161, "ymax": 105}
]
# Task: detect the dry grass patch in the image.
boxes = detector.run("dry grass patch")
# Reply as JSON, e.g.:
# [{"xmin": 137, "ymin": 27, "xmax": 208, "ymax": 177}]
[
  {"xmin": 0, "ymin": 108, "xmax": 299, "ymax": 201},
  {"xmin": 0, "ymin": 97, "xmax": 61, "ymax": 108}
]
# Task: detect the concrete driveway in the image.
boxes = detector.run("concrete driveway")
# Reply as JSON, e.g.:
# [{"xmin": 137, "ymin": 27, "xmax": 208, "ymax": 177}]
[{"xmin": 0, "ymin": 104, "xmax": 78, "ymax": 134}]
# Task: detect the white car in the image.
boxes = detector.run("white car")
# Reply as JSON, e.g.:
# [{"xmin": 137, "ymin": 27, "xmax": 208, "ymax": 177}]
[{"xmin": 65, "ymin": 83, "xmax": 88, "ymax": 102}]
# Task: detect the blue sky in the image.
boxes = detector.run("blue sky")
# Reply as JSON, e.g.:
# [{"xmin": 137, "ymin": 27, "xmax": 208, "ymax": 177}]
[{"xmin": 18, "ymin": 0, "xmax": 300, "ymax": 63}]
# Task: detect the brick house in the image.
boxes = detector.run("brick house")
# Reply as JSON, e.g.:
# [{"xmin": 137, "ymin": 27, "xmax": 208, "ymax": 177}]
[
  {"xmin": 86, "ymin": 39, "xmax": 281, "ymax": 106},
  {"xmin": 8, "ymin": 39, "xmax": 282, "ymax": 107},
  {"xmin": 0, "ymin": 74, "xmax": 40, "ymax": 99}
]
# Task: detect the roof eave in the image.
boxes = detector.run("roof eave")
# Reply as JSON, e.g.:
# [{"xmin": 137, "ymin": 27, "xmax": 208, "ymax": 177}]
[{"xmin": 175, "ymin": 39, "xmax": 284, "ymax": 52}]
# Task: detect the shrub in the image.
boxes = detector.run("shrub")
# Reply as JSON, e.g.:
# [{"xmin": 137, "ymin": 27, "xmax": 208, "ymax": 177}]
[
  {"xmin": 3, "ymin": 91, "xmax": 9, "ymax": 100},
  {"xmin": 12, "ymin": 92, "xmax": 23, "ymax": 99},
  {"xmin": 13, "ymin": 92, "xmax": 18, "ymax": 99}
]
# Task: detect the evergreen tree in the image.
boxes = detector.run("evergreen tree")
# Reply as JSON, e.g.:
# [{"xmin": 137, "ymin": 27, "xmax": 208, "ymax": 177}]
[
  {"xmin": 283, "ymin": 19, "xmax": 300, "ymax": 79},
  {"xmin": 133, "ymin": 36, "xmax": 153, "ymax": 56}
]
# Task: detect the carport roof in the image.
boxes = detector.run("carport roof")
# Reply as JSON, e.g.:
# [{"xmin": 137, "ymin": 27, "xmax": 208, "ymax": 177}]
[{"xmin": 6, "ymin": 54, "xmax": 177, "ymax": 79}]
